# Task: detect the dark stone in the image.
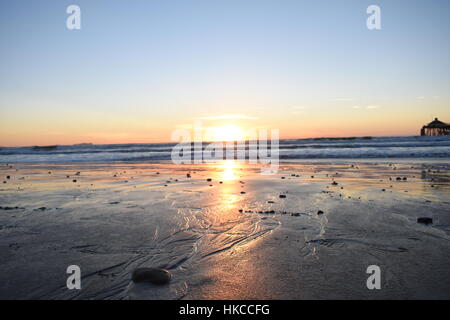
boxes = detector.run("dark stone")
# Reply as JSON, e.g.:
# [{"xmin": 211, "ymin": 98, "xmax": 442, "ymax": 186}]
[
  {"xmin": 240, "ymin": 191, "xmax": 246, "ymax": 194},
  {"xmin": 206, "ymin": 178, "xmax": 212, "ymax": 182},
  {"xmin": 0, "ymin": 206, "xmax": 21, "ymax": 210},
  {"xmin": 317, "ymin": 210, "xmax": 324, "ymax": 215},
  {"xmin": 186, "ymin": 173, "xmax": 191, "ymax": 178},
  {"xmin": 417, "ymin": 217, "xmax": 433, "ymax": 225},
  {"xmin": 72, "ymin": 179, "xmax": 77, "ymax": 183},
  {"xmin": 131, "ymin": 268, "xmax": 171, "ymax": 285},
  {"xmin": 6, "ymin": 176, "xmax": 10, "ymax": 179},
  {"xmin": 279, "ymin": 194, "xmax": 286, "ymax": 198},
  {"xmin": 331, "ymin": 181, "xmax": 338, "ymax": 185}
]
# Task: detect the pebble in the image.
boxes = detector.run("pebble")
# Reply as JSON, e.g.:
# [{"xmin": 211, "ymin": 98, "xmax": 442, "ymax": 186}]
[
  {"xmin": 131, "ymin": 268, "xmax": 171, "ymax": 285},
  {"xmin": 417, "ymin": 217, "xmax": 432, "ymax": 225}
]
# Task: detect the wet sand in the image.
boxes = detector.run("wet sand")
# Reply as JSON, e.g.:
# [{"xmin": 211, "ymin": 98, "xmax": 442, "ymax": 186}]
[{"xmin": 0, "ymin": 161, "xmax": 449, "ymax": 299}]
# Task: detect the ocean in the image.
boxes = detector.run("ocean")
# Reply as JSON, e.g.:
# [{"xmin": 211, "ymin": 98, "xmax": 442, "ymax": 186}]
[{"xmin": 1, "ymin": 136, "xmax": 450, "ymax": 163}]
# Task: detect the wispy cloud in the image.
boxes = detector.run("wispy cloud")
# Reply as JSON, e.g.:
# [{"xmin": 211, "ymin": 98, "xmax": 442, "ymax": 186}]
[
  {"xmin": 350, "ymin": 105, "xmax": 380, "ymax": 110},
  {"xmin": 291, "ymin": 106, "xmax": 309, "ymax": 115},
  {"xmin": 197, "ymin": 114, "xmax": 258, "ymax": 121},
  {"xmin": 292, "ymin": 106, "xmax": 308, "ymax": 110},
  {"xmin": 331, "ymin": 98, "xmax": 355, "ymax": 102}
]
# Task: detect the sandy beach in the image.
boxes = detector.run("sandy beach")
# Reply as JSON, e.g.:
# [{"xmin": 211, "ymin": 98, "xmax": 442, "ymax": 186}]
[{"xmin": 1, "ymin": 160, "xmax": 449, "ymax": 300}]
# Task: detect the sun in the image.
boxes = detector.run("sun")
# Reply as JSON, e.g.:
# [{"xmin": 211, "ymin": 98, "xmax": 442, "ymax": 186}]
[{"xmin": 210, "ymin": 125, "xmax": 245, "ymax": 142}]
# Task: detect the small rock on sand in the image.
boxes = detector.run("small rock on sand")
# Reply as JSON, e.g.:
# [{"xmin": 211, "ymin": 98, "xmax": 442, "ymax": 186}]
[
  {"xmin": 279, "ymin": 194, "xmax": 286, "ymax": 198},
  {"xmin": 317, "ymin": 210, "xmax": 324, "ymax": 215},
  {"xmin": 131, "ymin": 268, "xmax": 171, "ymax": 285},
  {"xmin": 417, "ymin": 217, "xmax": 433, "ymax": 225}
]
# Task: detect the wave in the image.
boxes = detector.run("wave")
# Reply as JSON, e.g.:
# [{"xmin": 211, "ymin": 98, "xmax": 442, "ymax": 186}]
[{"xmin": 1, "ymin": 136, "xmax": 449, "ymax": 163}]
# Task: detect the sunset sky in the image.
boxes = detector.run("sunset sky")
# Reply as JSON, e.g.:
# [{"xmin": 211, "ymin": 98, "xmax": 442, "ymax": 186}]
[{"xmin": 1, "ymin": 0, "xmax": 449, "ymax": 146}]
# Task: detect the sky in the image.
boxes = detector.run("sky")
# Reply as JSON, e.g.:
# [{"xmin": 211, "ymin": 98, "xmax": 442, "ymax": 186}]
[{"xmin": 0, "ymin": 0, "xmax": 449, "ymax": 146}]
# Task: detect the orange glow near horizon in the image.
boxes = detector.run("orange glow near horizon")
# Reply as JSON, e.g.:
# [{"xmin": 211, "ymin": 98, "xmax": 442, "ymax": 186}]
[{"xmin": 0, "ymin": 110, "xmax": 447, "ymax": 147}]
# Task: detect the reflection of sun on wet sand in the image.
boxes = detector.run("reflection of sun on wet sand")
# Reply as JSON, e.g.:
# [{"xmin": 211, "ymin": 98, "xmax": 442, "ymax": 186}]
[{"xmin": 0, "ymin": 161, "xmax": 450, "ymax": 299}]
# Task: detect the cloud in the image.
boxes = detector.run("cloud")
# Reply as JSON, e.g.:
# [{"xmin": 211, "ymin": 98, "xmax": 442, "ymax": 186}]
[
  {"xmin": 291, "ymin": 106, "xmax": 308, "ymax": 110},
  {"xmin": 350, "ymin": 105, "xmax": 380, "ymax": 110},
  {"xmin": 331, "ymin": 98, "xmax": 355, "ymax": 102},
  {"xmin": 197, "ymin": 114, "xmax": 258, "ymax": 121},
  {"xmin": 291, "ymin": 106, "xmax": 309, "ymax": 115}
]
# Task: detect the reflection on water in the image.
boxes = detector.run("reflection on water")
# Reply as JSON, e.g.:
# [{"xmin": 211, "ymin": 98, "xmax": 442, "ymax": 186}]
[
  {"xmin": 218, "ymin": 160, "xmax": 240, "ymax": 211},
  {"xmin": 221, "ymin": 160, "xmax": 238, "ymax": 181}
]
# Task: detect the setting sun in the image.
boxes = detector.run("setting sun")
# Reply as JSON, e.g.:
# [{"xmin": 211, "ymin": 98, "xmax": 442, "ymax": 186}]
[{"xmin": 209, "ymin": 125, "xmax": 245, "ymax": 142}]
